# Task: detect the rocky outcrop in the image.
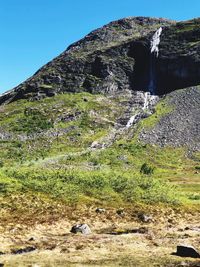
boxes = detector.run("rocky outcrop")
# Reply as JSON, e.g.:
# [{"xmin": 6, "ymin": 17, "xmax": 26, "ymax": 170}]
[{"xmin": 70, "ymin": 224, "xmax": 91, "ymax": 235}]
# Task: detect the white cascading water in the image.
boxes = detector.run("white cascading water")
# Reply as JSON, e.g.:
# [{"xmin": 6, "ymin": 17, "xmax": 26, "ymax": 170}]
[
  {"xmin": 126, "ymin": 92, "xmax": 159, "ymax": 128},
  {"xmin": 148, "ymin": 27, "xmax": 162, "ymax": 94},
  {"xmin": 126, "ymin": 114, "xmax": 137, "ymax": 128},
  {"xmin": 142, "ymin": 92, "xmax": 149, "ymax": 110},
  {"xmin": 126, "ymin": 28, "xmax": 162, "ymax": 128},
  {"xmin": 150, "ymin": 27, "xmax": 162, "ymax": 57}
]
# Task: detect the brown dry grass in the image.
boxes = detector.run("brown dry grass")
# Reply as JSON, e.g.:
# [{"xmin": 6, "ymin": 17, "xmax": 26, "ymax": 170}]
[{"xmin": 1, "ymin": 204, "xmax": 200, "ymax": 267}]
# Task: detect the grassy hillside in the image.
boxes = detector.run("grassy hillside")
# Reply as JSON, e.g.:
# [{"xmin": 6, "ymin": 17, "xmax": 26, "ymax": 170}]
[{"xmin": 0, "ymin": 91, "xmax": 200, "ymax": 225}]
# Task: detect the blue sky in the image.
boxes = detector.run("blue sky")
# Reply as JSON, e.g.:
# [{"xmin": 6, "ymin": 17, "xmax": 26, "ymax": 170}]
[{"xmin": 1, "ymin": 0, "xmax": 200, "ymax": 94}]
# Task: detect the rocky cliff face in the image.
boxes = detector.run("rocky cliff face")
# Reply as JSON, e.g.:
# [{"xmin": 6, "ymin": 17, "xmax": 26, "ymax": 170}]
[
  {"xmin": 0, "ymin": 16, "xmax": 200, "ymax": 150},
  {"xmin": 0, "ymin": 17, "xmax": 173, "ymax": 103}
]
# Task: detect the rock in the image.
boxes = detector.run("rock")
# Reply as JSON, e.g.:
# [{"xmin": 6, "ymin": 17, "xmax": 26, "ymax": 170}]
[
  {"xmin": 137, "ymin": 227, "xmax": 149, "ymax": 234},
  {"xmin": 28, "ymin": 237, "xmax": 35, "ymax": 241},
  {"xmin": 174, "ymin": 245, "xmax": 200, "ymax": 258},
  {"xmin": 138, "ymin": 213, "xmax": 153, "ymax": 223},
  {"xmin": 116, "ymin": 209, "xmax": 125, "ymax": 216},
  {"xmin": 70, "ymin": 224, "xmax": 91, "ymax": 235},
  {"xmin": 128, "ymin": 227, "xmax": 149, "ymax": 234},
  {"xmin": 90, "ymin": 141, "xmax": 101, "ymax": 149},
  {"xmin": 95, "ymin": 208, "xmax": 106, "ymax": 213},
  {"xmin": 140, "ymin": 87, "xmax": 200, "ymax": 151},
  {"xmin": 11, "ymin": 246, "xmax": 36, "ymax": 255},
  {"xmin": 185, "ymin": 226, "xmax": 200, "ymax": 232}
]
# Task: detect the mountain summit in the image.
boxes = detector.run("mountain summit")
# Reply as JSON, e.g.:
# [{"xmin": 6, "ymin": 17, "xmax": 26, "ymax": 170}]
[{"xmin": 1, "ymin": 17, "xmax": 200, "ymax": 103}]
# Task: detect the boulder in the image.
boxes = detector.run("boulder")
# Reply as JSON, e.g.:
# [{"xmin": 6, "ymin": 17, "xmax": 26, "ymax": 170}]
[
  {"xmin": 70, "ymin": 224, "xmax": 91, "ymax": 235},
  {"xmin": 116, "ymin": 208, "xmax": 125, "ymax": 216},
  {"xmin": 95, "ymin": 208, "xmax": 106, "ymax": 213},
  {"xmin": 138, "ymin": 213, "xmax": 153, "ymax": 223},
  {"xmin": 175, "ymin": 245, "xmax": 200, "ymax": 258}
]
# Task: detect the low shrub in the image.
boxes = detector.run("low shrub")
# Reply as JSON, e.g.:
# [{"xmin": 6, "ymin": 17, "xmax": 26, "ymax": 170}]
[{"xmin": 4, "ymin": 167, "xmax": 179, "ymax": 205}]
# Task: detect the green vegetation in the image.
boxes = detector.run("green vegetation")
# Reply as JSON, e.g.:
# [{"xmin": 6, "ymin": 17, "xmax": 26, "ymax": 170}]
[
  {"xmin": 139, "ymin": 99, "xmax": 173, "ymax": 128},
  {"xmin": 140, "ymin": 163, "xmax": 155, "ymax": 175},
  {"xmin": 13, "ymin": 108, "xmax": 53, "ymax": 134},
  {"xmin": 40, "ymin": 84, "xmax": 53, "ymax": 89},
  {"xmin": 0, "ymin": 166, "xmax": 178, "ymax": 205},
  {"xmin": 0, "ymin": 91, "xmax": 199, "ymax": 219}
]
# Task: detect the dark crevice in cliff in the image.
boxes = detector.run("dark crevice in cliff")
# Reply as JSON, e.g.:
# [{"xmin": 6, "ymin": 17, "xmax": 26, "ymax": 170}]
[
  {"xmin": 128, "ymin": 42, "xmax": 150, "ymax": 92},
  {"xmin": 156, "ymin": 58, "xmax": 200, "ymax": 95},
  {"xmin": 129, "ymin": 41, "xmax": 200, "ymax": 95}
]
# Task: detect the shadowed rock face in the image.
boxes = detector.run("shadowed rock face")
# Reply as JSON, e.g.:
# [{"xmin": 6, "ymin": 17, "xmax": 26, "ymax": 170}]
[{"xmin": 155, "ymin": 20, "xmax": 200, "ymax": 94}]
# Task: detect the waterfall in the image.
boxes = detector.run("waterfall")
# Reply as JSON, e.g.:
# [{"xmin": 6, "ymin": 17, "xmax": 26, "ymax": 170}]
[
  {"xmin": 148, "ymin": 27, "xmax": 162, "ymax": 95},
  {"xmin": 150, "ymin": 27, "xmax": 162, "ymax": 57},
  {"xmin": 126, "ymin": 92, "xmax": 159, "ymax": 129},
  {"xmin": 142, "ymin": 92, "xmax": 149, "ymax": 110},
  {"xmin": 126, "ymin": 28, "xmax": 162, "ymax": 129},
  {"xmin": 126, "ymin": 92, "xmax": 149, "ymax": 128},
  {"xmin": 126, "ymin": 114, "xmax": 137, "ymax": 128}
]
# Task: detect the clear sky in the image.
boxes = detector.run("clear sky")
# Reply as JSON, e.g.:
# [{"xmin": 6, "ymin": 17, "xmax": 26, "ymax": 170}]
[{"xmin": 1, "ymin": 0, "xmax": 200, "ymax": 94}]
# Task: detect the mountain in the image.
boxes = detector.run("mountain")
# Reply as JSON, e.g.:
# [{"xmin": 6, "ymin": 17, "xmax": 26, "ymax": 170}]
[
  {"xmin": 1, "ymin": 17, "xmax": 200, "ymax": 101},
  {"xmin": 0, "ymin": 17, "xmax": 200, "ymax": 211},
  {"xmin": 1, "ymin": 17, "xmax": 200, "ymax": 150},
  {"xmin": 1, "ymin": 15, "xmax": 200, "ymax": 267}
]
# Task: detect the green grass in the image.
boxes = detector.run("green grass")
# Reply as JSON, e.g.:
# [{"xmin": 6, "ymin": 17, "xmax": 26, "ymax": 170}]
[
  {"xmin": 0, "ymin": 91, "xmax": 199, "ymax": 213},
  {"xmin": 137, "ymin": 98, "xmax": 173, "ymax": 129}
]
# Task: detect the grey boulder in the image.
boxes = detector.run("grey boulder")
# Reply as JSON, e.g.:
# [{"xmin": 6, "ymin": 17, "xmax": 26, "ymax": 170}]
[{"xmin": 70, "ymin": 224, "xmax": 91, "ymax": 235}]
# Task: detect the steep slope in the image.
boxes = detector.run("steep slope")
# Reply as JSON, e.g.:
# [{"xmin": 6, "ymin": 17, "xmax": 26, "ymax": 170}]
[{"xmin": 1, "ymin": 17, "xmax": 200, "ymax": 104}]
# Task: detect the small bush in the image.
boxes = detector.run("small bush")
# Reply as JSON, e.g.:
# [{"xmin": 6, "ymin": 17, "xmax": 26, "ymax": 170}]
[
  {"xmin": 195, "ymin": 166, "xmax": 200, "ymax": 170},
  {"xmin": 188, "ymin": 194, "xmax": 200, "ymax": 200},
  {"xmin": 13, "ymin": 108, "xmax": 53, "ymax": 134},
  {"xmin": 140, "ymin": 163, "xmax": 155, "ymax": 175}
]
